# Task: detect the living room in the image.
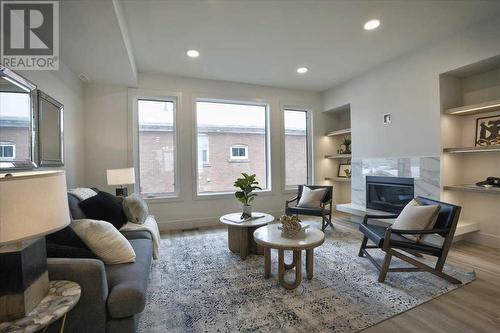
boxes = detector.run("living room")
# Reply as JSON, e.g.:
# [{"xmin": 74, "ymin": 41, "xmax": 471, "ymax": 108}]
[{"xmin": 1, "ymin": 1, "xmax": 500, "ymax": 332}]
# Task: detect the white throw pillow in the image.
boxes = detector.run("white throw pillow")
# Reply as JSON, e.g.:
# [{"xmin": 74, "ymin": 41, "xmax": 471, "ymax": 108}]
[
  {"xmin": 72, "ymin": 219, "xmax": 136, "ymax": 264},
  {"xmin": 297, "ymin": 187, "xmax": 327, "ymax": 208},
  {"xmin": 392, "ymin": 199, "xmax": 440, "ymax": 241}
]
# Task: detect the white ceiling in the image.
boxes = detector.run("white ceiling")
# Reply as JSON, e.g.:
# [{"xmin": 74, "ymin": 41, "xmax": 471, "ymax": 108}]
[{"xmin": 61, "ymin": 0, "xmax": 500, "ymax": 91}]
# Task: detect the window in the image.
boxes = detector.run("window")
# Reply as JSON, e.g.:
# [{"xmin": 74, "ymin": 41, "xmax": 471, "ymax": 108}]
[
  {"xmin": 196, "ymin": 100, "xmax": 269, "ymax": 194},
  {"xmin": 0, "ymin": 142, "xmax": 15, "ymax": 159},
  {"xmin": 230, "ymin": 144, "xmax": 248, "ymax": 160},
  {"xmin": 284, "ymin": 109, "xmax": 310, "ymax": 187},
  {"xmin": 137, "ymin": 98, "xmax": 177, "ymax": 196},
  {"xmin": 198, "ymin": 134, "xmax": 209, "ymax": 165}
]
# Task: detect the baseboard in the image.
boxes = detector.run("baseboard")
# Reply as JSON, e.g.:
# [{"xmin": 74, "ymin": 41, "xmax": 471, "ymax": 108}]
[
  {"xmin": 463, "ymin": 231, "xmax": 500, "ymax": 249},
  {"xmin": 157, "ymin": 210, "xmax": 284, "ymax": 231}
]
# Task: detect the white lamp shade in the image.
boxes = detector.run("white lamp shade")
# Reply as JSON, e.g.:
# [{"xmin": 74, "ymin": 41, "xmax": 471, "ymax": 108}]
[
  {"xmin": 107, "ymin": 167, "xmax": 135, "ymax": 186},
  {"xmin": 0, "ymin": 171, "xmax": 70, "ymax": 245}
]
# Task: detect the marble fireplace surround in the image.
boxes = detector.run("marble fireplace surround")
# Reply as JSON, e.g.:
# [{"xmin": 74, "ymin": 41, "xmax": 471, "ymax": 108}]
[{"xmin": 351, "ymin": 156, "xmax": 440, "ymax": 208}]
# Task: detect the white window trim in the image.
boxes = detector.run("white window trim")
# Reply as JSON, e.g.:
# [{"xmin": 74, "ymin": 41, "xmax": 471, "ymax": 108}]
[
  {"xmin": 192, "ymin": 97, "xmax": 272, "ymax": 199},
  {"xmin": 229, "ymin": 144, "xmax": 248, "ymax": 160},
  {"xmin": 128, "ymin": 89, "xmax": 182, "ymax": 201},
  {"xmin": 0, "ymin": 142, "xmax": 16, "ymax": 160},
  {"xmin": 281, "ymin": 106, "xmax": 314, "ymax": 192}
]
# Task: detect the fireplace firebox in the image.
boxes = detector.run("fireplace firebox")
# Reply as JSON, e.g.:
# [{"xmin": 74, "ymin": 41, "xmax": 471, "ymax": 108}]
[{"xmin": 366, "ymin": 176, "xmax": 414, "ymax": 214}]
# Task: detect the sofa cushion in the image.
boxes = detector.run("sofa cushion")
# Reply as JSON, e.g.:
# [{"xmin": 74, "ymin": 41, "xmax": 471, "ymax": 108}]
[
  {"xmin": 79, "ymin": 192, "xmax": 128, "ymax": 229},
  {"xmin": 68, "ymin": 193, "xmax": 87, "ymax": 220},
  {"xmin": 105, "ymin": 238, "xmax": 152, "ymax": 319}
]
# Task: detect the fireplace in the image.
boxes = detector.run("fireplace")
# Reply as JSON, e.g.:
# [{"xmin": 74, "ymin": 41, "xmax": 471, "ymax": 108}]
[{"xmin": 366, "ymin": 176, "xmax": 414, "ymax": 214}]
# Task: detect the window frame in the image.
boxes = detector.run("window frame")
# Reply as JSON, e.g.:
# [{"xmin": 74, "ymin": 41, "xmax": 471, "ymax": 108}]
[
  {"xmin": 130, "ymin": 90, "xmax": 181, "ymax": 201},
  {"xmin": 193, "ymin": 97, "xmax": 271, "ymax": 198},
  {"xmin": 0, "ymin": 142, "xmax": 16, "ymax": 160},
  {"xmin": 282, "ymin": 106, "xmax": 313, "ymax": 191},
  {"xmin": 229, "ymin": 144, "xmax": 249, "ymax": 160}
]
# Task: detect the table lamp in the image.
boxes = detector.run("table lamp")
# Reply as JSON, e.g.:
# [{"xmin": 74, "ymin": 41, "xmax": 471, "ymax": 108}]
[
  {"xmin": 0, "ymin": 170, "xmax": 70, "ymax": 321},
  {"xmin": 106, "ymin": 167, "xmax": 135, "ymax": 196}
]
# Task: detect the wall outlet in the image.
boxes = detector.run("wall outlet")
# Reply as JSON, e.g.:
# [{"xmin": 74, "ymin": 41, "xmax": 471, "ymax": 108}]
[{"xmin": 383, "ymin": 113, "xmax": 392, "ymax": 125}]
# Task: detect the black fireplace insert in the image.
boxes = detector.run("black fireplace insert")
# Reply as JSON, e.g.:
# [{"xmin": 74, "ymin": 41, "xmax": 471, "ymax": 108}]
[{"xmin": 366, "ymin": 176, "xmax": 414, "ymax": 214}]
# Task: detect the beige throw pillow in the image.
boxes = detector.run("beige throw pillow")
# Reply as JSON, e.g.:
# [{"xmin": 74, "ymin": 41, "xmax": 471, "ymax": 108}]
[
  {"xmin": 72, "ymin": 219, "xmax": 136, "ymax": 264},
  {"xmin": 297, "ymin": 187, "xmax": 327, "ymax": 208},
  {"xmin": 392, "ymin": 199, "xmax": 440, "ymax": 241}
]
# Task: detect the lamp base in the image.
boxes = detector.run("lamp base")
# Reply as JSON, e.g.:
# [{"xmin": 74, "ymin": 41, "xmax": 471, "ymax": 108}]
[
  {"xmin": 115, "ymin": 187, "xmax": 128, "ymax": 197},
  {"xmin": 0, "ymin": 238, "xmax": 49, "ymax": 321}
]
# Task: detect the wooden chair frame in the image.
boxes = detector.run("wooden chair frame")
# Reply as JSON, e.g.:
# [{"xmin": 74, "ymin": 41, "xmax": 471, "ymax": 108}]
[{"xmin": 358, "ymin": 209, "xmax": 462, "ymax": 285}]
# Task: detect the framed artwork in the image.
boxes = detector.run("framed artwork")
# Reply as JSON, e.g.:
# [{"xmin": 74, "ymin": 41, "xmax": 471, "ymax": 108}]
[
  {"xmin": 475, "ymin": 114, "xmax": 500, "ymax": 146},
  {"xmin": 338, "ymin": 164, "xmax": 351, "ymax": 178}
]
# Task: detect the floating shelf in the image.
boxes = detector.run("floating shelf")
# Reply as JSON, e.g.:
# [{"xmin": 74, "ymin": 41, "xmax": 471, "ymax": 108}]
[
  {"xmin": 443, "ymin": 184, "xmax": 500, "ymax": 194},
  {"xmin": 325, "ymin": 128, "xmax": 351, "ymax": 137},
  {"xmin": 443, "ymin": 145, "xmax": 500, "ymax": 153},
  {"xmin": 444, "ymin": 98, "xmax": 500, "ymax": 116},
  {"xmin": 324, "ymin": 177, "xmax": 351, "ymax": 182},
  {"xmin": 325, "ymin": 154, "xmax": 351, "ymax": 159}
]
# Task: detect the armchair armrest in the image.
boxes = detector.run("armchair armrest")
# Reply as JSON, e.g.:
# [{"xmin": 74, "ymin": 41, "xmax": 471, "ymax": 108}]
[
  {"xmin": 47, "ymin": 258, "xmax": 108, "ymax": 333},
  {"xmin": 390, "ymin": 228, "xmax": 450, "ymax": 235},
  {"xmin": 362, "ymin": 214, "xmax": 399, "ymax": 224},
  {"xmin": 285, "ymin": 196, "xmax": 298, "ymax": 207}
]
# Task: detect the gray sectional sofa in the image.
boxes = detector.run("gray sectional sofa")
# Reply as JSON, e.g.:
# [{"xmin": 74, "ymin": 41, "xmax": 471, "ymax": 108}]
[{"xmin": 47, "ymin": 193, "xmax": 152, "ymax": 333}]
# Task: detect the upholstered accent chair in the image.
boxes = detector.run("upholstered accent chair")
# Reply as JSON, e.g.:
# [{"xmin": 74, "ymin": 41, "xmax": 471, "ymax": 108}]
[
  {"xmin": 358, "ymin": 196, "xmax": 462, "ymax": 284},
  {"xmin": 285, "ymin": 185, "xmax": 333, "ymax": 231}
]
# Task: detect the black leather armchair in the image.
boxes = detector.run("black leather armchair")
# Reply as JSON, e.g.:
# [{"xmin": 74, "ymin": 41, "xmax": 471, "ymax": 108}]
[
  {"xmin": 358, "ymin": 196, "xmax": 462, "ymax": 284},
  {"xmin": 285, "ymin": 185, "xmax": 333, "ymax": 231}
]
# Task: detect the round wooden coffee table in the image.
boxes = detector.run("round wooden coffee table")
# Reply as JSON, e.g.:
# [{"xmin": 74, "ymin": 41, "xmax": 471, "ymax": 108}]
[
  {"xmin": 219, "ymin": 212, "xmax": 275, "ymax": 259},
  {"xmin": 253, "ymin": 224, "xmax": 325, "ymax": 289}
]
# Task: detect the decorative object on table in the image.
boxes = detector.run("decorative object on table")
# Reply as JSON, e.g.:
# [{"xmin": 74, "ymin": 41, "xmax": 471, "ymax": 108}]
[
  {"xmin": 340, "ymin": 136, "xmax": 352, "ymax": 154},
  {"xmin": 106, "ymin": 167, "xmax": 135, "ymax": 196},
  {"xmin": 233, "ymin": 173, "xmax": 262, "ymax": 219},
  {"xmin": 253, "ymin": 224, "xmax": 325, "ymax": 290},
  {"xmin": 219, "ymin": 212, "xmax": 274, "ymax": 259},
  {"xmin": 0, "ymin": 171, "xmax": 70, "ymax": 321},
  {"xmin": 37, "ymin": 90, "xmax": 64, "ymax": 167},
  {"xmin": 476, "ymin": 176, "xmax": 500, "ymax": 188},
  {"xmin": 0, "ymin": 280, "xmax": 81, "ymax": 333},
  {"xmin": 285, "ymin": 185, "xmax": 334, "ymax": 231},
  {"xmin": 338, "ymin": 163, "xmax": 352, "ymax": 178},
  {"xmin": 278, "ymin": 215, "xmax": 309, "ymax": 238},
  {"xmin": 475, "ymin": 114, "xmax": 500, "ymax": 146}
]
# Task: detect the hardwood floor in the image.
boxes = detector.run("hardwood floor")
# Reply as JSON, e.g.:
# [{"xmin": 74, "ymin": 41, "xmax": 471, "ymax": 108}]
[{"xmin": 161, "ymin": 217, "xmax": 500, "ymax": 332}]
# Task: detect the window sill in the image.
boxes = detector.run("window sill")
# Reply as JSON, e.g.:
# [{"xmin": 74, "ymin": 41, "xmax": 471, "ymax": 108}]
[
  {"xmin": 142, "ymin": 194, "xmax": 183, "ymax": 204},
  {"xmin": 228, "ymin": 159, "xmax": 250, "ymax": 163},
  {"xmin": 194, "ymin": 189, "xmax": 273, "ymax": 201}
]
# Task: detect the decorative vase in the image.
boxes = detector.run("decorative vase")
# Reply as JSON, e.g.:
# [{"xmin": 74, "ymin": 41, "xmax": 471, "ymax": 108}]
[{"xmin": 242, "ymin": 204, "xmax": 252, "ymax": 218}]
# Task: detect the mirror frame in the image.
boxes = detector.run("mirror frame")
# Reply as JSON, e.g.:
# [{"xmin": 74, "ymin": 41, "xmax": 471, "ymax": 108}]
[
  {"xmin": 37, "ymin": 90, "xmax": 64, "ymax": 167},
  {"xmin": 0, "ymin": 66, "xmax": 38, "ymax": 171}
]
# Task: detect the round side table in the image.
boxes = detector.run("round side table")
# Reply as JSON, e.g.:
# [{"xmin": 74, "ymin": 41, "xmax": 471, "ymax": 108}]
[
  {"xmin": 220, "ymin": 212, "xmax": 275, "ymax": 259},
  {"xmin": 0, "ymin": 280, "xmax": 81, "ymax": 333},
  {"xmin": 253, "ymin": 224, "xmax": 325, "ymax": 290}
]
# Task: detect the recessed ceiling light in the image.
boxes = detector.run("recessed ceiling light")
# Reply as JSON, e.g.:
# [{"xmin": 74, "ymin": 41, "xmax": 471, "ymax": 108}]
[
  {"xmin": 364, "ymin": 19, "xmax": 380, "ymax": 31},
  {"xmin": 186, "ymin": 50, "xmax": 200, "ymax": 58},
  {"xmin": 297, "ymin": 67, "xmax": 308, "ymax": 74}
]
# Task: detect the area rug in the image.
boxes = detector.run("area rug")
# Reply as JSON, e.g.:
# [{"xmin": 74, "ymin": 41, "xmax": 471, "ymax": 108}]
[{"xmin": 138, "ymin": 224, "xmax": 475, "ymax": 332}]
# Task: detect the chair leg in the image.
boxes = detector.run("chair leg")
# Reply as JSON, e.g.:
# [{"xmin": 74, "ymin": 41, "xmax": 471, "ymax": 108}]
[
  {"xmin": 358, "ymin": 236, "xmax": 368, "ymax": 257},
  {"xmin": 378, "ymin": 252, "xmax": 392, "ymax": 282},
  {"xmin": 321, "ymin": 215, "xmax": 326, "ymax": 231}
]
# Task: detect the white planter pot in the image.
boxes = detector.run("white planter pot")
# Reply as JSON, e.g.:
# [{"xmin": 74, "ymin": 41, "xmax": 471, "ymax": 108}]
[{"xmin": 242, "ymin": 205, "xmax": 252, "ymax": 216}]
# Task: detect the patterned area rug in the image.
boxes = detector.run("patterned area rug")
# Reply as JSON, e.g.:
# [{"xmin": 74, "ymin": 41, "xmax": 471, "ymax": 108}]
[{"xmin": 139, "ymin": 223, "xmax": 475, "ymax": 332}]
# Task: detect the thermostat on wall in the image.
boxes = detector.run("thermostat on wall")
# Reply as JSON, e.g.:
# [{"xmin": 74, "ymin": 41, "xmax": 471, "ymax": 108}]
[{"xmin": 383, "ymin": 113, "xmax": 392, "ymax": 125}]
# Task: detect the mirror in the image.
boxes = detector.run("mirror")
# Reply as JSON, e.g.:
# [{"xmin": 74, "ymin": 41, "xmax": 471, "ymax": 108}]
[
  {"xmin": 38, "ymin": 91, "xmax": 63, "ymax": 167},
  {"xmin": 0, "ymin": 66, "xmax": 37, "ymax": 170}
]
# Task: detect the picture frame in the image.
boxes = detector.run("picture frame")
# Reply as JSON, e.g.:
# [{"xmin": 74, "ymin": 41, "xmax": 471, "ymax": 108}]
[
  {"xmin": 475, "ymin": 114, "xmax": 500, "ymax": 147},
  {"xmin": 37, "ymin": 91, "xmax": 64, "ymax": 167},
  {"xmin": 338, "ymin": 163, "xmax": 351, "ymax": 178}
]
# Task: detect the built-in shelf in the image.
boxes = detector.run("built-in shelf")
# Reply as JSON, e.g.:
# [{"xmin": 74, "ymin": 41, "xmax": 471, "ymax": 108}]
[
  {"xmin": 325, "ymin": 128, "xmax": 351, "ymax": 137},
  {"xmin": 325, "ymin": 154, "xmax": 351, "ymax": 159},
  {"xmin": 444, "ymin": 98, "xmax": 500, "ymax": 116},
  {"xmin": 325, "ymin": 177, "xmax": 351, "ymax": 182},
  {"xmin": 443, "ymin": 184, "xmax": 500, "ymax": 194},
  {"xmin": 443, "ymin": 145, "xmax": 500, "ymax": 153}
]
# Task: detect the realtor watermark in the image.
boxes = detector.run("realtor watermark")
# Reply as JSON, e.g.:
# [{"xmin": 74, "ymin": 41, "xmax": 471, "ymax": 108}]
[{"xmin": 1, "ymin": 0, "xmax": 59, "ymax": 70}]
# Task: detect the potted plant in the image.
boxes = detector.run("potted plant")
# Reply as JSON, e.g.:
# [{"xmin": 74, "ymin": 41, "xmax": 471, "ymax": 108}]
[
  {"xmin": 234, "ymin": 173, "xmax": 262, "ymax": 219},
  {"xmin": 341, "ymin": 136, "xmax": 352, "ymax": 154}
]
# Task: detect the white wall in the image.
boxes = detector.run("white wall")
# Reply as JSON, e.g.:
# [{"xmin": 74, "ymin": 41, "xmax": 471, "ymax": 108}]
[
  {"xmin": 22, "ymin": 62, "xmax": 85, "ymax": 188},
  {"xmin": 321, "ymin": 17, "xmax": 500, "ymax": 159},
  {"xmin": 83, "ymin": 74, "xmax": 321, "ymax": 229}
]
